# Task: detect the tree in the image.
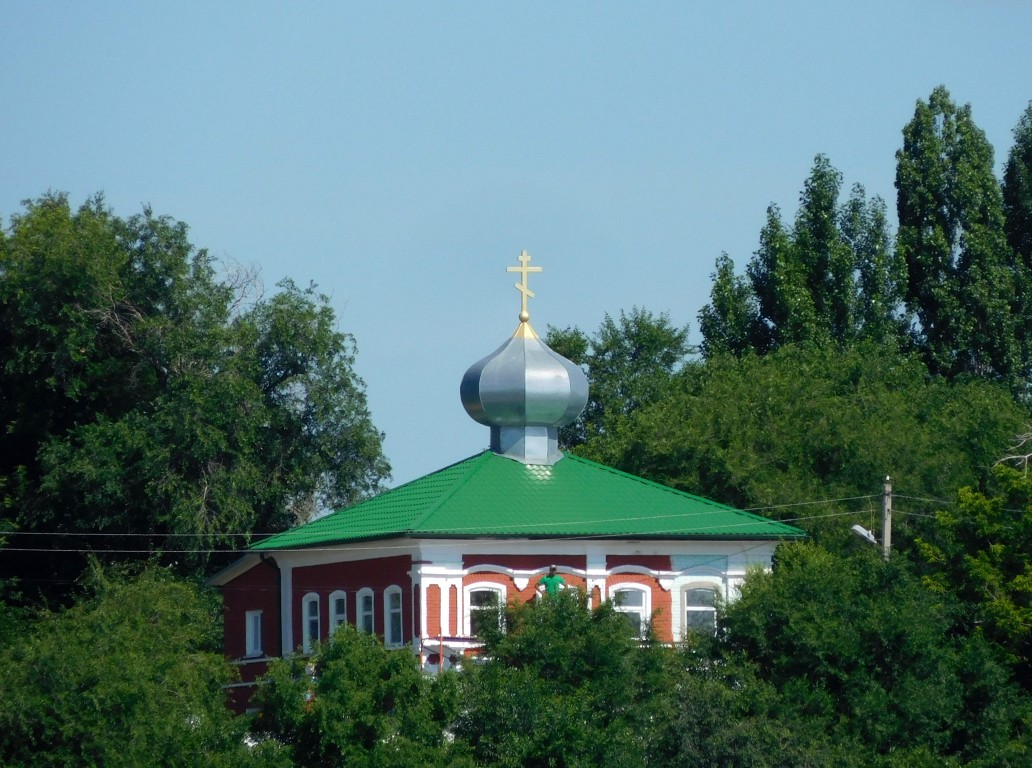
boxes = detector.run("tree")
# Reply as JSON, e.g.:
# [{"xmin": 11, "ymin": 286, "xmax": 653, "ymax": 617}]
[
  {"xmin": 919, "ymin": 463, "xmax": 1032, "ymax": 675},
  {"xmin": 701, "ymin": 156, "xmax": 904, "ymax": 358},
  {"xmin": 697, "ymin": 252, "xmax": 760, "ymax": 358},
  {"xmin": 0, "ymin": 193, "xmax": 389, "ymax": 593},
  {"xmin": 790, "ymin": 155, "xmax": 856, "ymax": 342},
  {"xmin": 253, "ymin": 626, "xmax": 467, "ymax": 768},
  {"xmin": 895, "ymin": 86, "xmax": 1018, "ymax": 384},
  {"xmin": 746, "ymin": 203, "xmax": 803, "ymax": 350},
  {"xmin": 583, "ymin": 342, "xmax": 1030, "ymax": 549},
  {"xmin": 1003, "ymin": 102, "xmax": 1032, "ymax": 377},
  {"xmin": 455, "ymin": 590, "xmax": 677, "ymax": 768},
  {"xmin": 1005, "ymin": 102, "xmax": 1032, "ymax": 260},
  {"xmin": 545, "ymin": 307, "xmax": 691, "ymax": 452},
  {"xmin": 840, "ymin": 185, "xmax": 906, "ymax": 346},
  {"xmin": 0, "ymin": 565, "xmax": 286, "ymax": 768},
  {"xmin": 720, "ymin": 542, "xmax": 1032, "ymax": 765}
]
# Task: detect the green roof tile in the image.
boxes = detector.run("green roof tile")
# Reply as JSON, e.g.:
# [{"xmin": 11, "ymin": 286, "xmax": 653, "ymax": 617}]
[{"xmin": 251, "ymin": 451, "xmax": 804, "ymax": 551}]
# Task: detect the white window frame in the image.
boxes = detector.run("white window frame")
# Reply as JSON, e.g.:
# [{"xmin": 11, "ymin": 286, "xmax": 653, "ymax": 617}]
[
  {"xmin": 329, "ymin": 590, "xmax": 348, "ymax": 636},
  {"xmin": 301, "ymin": 592, "xmax": 320, "ymax": 654},
  {"xmin": 683, "ymin": 584, "xmax": 719, "ymax": 638},
  {"xmin": 357, "ymin": 588, "xmax": 375, "ymax": 635},
  {"xmin": 464, "ymin": 582, "xmax": 506, "ymax": 637},
  {"xmin": 245, "ymin": 609, "xmax": 263, "ymax": 657},
  {"xmin": 609, "ymin": 584, "xmax": 651, "ymax": 638},
  {"xmin": 384, "ymin": 586, "xmax": 404, "ymax": 648}
]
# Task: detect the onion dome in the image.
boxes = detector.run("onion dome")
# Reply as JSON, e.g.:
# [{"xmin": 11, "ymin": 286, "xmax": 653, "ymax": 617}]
[{"xmin": 460, "ymin": 252, "xmax": 588, "ymax": 465}]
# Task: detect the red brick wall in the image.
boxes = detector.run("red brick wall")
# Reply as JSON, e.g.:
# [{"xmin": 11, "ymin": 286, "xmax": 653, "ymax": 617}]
[
  {"xmin": 425, "ymin": 584, "xmax": 441, "ymax": 637},
  {"xmin": 606, "ymin": 572, "xmax": 672, "ymax": 642},
  {"xmin": 221, "ymin": 557, "xmax": 282, "ymax": 660},
  {"xmin": 292, "ymin": 555, "xmax": 411, "ymax": 649},
  {"xmin": 449, "ymin": 583, "xmax": 458, "ymax": 635}
]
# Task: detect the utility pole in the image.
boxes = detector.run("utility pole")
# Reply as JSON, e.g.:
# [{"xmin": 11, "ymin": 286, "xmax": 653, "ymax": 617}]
[{"xmin": 882, "ymin": 476, "xmax": 892, "ymax": 561}]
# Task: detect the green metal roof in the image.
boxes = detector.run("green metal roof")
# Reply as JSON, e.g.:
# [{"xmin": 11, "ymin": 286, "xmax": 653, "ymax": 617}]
[{"xmin": 251, "ymin": 451, "xmax": 805, "ymax": 551}]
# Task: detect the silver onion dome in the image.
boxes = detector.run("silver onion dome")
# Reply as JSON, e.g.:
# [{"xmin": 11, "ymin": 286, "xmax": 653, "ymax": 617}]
[{"xmin": 460, "ymin": 252, "xmax": 588, "ymax": 465}]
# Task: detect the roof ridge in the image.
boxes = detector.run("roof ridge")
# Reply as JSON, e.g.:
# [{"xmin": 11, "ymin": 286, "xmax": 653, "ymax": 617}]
[
  {"xmin": 406, "ymin": 450, "xmax": 493, "ymax": 532},
  {"xmin": 562, "ymin": 453, "xmax": 794, "ymax": 529}
]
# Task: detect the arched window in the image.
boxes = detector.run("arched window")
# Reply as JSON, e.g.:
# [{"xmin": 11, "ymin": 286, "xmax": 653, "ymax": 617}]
[
  {"xmin": 384, "ymin": 586, "xmax": 403, "ymax": 647},
  {"xmin": 610, "ymin": 585, "xmax": 650, "ymax": 638},
  {"xmin": 301, "ymin": 593, "xmax": 320, "ymax": 654},
  {"xmin": 684, "ymin": 586, "xmax": 718, "ymax": 636},
  {"xmin": 357, "ymin": 588, "xmax": 375, "ymax": 634},
  {"xmin": 329, "ymin": 590, "xmax": 348, "ymax": 635},
  {"xmin": 464, "ymin": 583, "xmax": 505, "ymax": 637}
]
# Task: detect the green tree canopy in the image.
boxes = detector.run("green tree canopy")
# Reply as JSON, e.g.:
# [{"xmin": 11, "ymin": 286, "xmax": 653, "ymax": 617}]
[
  {"xmin": 919, "ymin": 463, "xmax": 1032, "ymax": 675},
  {"xmin": 576, "ymin": 342, "xmax": 1029, "ymax": 549},
  {"xmin": 455, "ymin": 590, "xmax": 677, "ymax": 768},
  {"xmin": 253, "ymin": 626, "xmax": 468, "ymax": 768},
  {"xmin": 720, "ymin": 542, "xmax": 1032, "ymax": 765},
  {"xmin": 1003, "ymin": 101, "xmax": 1032, "ymax": 377},
  {"xmin": 545, "ymin": 307, "xmax": 691, "ymax": 450},
  {"xmin": 699, "ymin": 156, "xmax": 902, "ymax": 357},
  {"xmin": 0, "ymin": 564, "xmax": 285, "ymax": 768},
  {"xmin": 0, "ymin": 193, "xmax": 389, "ymax": 593},
  {"xmin": 896, "ymin": 86, "xmax": 1019, "ymax": 384}
]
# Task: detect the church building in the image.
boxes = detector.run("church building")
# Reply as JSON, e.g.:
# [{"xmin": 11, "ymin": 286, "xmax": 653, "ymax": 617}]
[{"xmin": 210, "ymin": 252, "xmax": 804, "ymax": 710}]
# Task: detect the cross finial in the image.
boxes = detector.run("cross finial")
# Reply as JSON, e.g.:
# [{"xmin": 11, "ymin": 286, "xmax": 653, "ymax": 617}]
[{"xmin": 507, "ymin": 250, "xmax": 542, "ymax": 322}]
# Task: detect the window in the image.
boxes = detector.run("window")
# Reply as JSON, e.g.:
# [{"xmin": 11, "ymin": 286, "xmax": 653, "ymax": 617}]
[
  {"xmin": 302, "ymin": 593, "xmax": 320, "ymax": 654},
  {"xmin": 385, "ymin": 586, "xmax": 403, "ymax": 647},
  {"xmin": 684, "ymin": 587, "xmax": 718, "ymax": 635},
  {"xmin": 611, "ymin": 586, "xmax": 649, "ymax": 638},
  {"xmin": 245, "ymin": 610, "xmax": 263, "ymax": 657},
  {"xmin": 329, "ymin": 591, "xmax": 348, "ymax": 635},
  {"xmin": 357, "ymin": 588, "xmax": 375, "ymax": 634},
  {"xmin": 465, "ymin": 584, "xmax": 505, "ymax": 637}
]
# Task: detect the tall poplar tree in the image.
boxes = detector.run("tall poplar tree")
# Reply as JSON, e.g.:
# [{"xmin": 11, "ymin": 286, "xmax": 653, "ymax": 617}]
[
  {"xmin": 1003, "ymin": 102, "xmax": 1032, "ymax": 378},
  {"xmin": 701, "ymin": 156, "xmax": 903, "ymax": 357},
  {"xmin": 895, "ymin": 86, "xmax": 1018, "ymax": 383}
]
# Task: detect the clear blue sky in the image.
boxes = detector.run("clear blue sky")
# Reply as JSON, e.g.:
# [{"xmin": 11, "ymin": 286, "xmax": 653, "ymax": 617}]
[{"xmin": 3, "ymin": 2, "xmax": 1031, "ymax": 488}]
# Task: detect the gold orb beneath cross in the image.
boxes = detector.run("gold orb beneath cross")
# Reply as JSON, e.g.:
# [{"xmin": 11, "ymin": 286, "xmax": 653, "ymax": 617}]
[{"xmin": 519, "ymin": 310, "xmax": 530, "ymax": 322}]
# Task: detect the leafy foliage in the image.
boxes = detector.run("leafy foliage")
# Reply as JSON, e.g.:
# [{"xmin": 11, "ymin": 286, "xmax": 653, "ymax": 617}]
[
  {"xmin": 1004, "ymin": 101, "xmax": 1032, "ymax": 375},
  {"xmin": 0, "ymin": 565, "xmax": 286, "ymax": 768},
  {"xmin": 546, "ymin": 308, "xmax": 691, "ymax": 450},
  {"xmin": 0, "ymin": 193, "xmax": 389, "ymax": 591},
  {"xmin": 455, "ymin": 590, "xmax": 677, "ymax": 768},
  {"xmin": 721, "ymin": 543, "xmax": 1032, "ymax": 765},
  {"xmin": 576, "ymin": 343, "xmax": 1028, "ymax": 549},
  {"xmin": 919, "ymin": 465, "xmax": 1032, "ymax": 673},
  {"xmin": 700, "ymin": 156, "xmax": 902, "ymax": 357},
  {"xmin": 253, "ymin": 626, "xmax": 468, "ymax": 768},
  {"xmin": 896, "ymin": 86, "xmax": 1019, "ymax": 385}
]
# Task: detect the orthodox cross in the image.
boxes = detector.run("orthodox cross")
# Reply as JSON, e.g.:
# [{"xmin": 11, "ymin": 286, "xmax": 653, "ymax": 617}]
[{"xmin": 507, "ymin": 250, "xmax": 542, "ymax": 322}]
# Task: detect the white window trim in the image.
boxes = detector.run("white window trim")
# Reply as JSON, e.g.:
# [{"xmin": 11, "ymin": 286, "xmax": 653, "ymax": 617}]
[
  {"xmin": 301, "ymin": 592, "xmax": 320, "ymax": 654},
  {"xmin": 245, "ymin": 609, "xmax": 263, "ymax": 657},
  {"xmin": 357, "ymin": 587, "xmax": 375, "ymax": 635},
  {"xmin": 608, "ymin": 584, "xmax": 651, "ymax": 638},
  {"xmin": 384, "ymin": 585, "xmax": 404, "ymax": 648},
  {"xmin": 682, "ymin": 583, "xmax": 719, "ymax": 639},
  {"xmin": 464, "ymin": 582, "xmax": 506, "ymax": 637},
  {"xmin": 329, "ymin": 590, "xmax": 348, "ymax": 636}
]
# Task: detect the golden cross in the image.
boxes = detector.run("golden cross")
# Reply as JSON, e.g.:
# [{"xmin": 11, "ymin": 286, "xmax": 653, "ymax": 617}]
[{"xmin": 507, "ymin": 250, "xmax": 542, "ymax": 322}]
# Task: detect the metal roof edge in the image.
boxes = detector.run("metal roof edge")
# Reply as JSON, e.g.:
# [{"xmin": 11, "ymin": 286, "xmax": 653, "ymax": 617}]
[
  {"xmin": 249, "ymin": 452, "xmax": 493, "ymax": 551},
  {"xmin": 205, "ymin": 552, "xmax": 262, "ymax": 586},
  {"xmin": 560, "ymin": 453, "xmax": 807, "ymax": 536}
]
